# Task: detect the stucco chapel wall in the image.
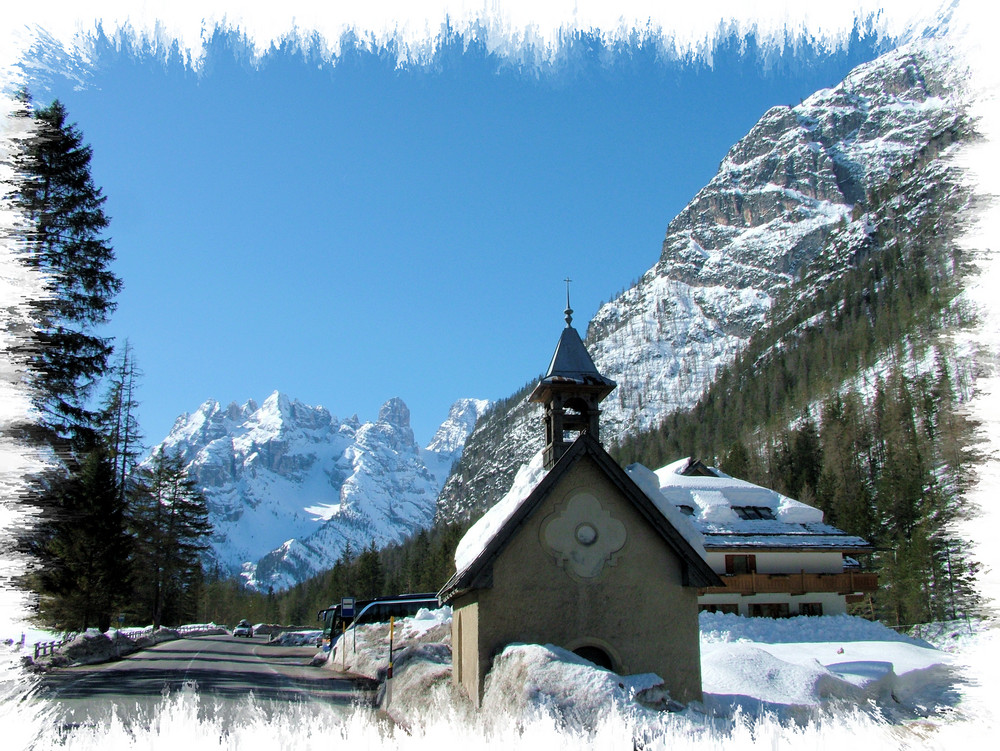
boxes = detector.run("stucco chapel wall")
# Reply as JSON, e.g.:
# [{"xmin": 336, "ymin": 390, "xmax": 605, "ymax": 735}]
[
  {"xmin": 450, "ymin": 595, "xmax": 481, "ymax": 704},
  {"xmin": 471, "ymin": 456, "xmax": 703, "ymax": 705}
]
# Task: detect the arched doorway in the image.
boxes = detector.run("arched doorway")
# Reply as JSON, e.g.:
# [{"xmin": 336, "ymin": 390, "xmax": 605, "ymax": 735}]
[{"xmin": 572, "ymin": 645, "xmax": 614, "ymax": 671}]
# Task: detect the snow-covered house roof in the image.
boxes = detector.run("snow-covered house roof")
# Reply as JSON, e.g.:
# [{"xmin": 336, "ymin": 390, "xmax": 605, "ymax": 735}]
[
  {"xmin": 439, "ymin": 435, "xmax": 722, "ymax": 602},
  {"xmin": 647, "ymin": 457, "xmax": 873, "ymax": 553}
]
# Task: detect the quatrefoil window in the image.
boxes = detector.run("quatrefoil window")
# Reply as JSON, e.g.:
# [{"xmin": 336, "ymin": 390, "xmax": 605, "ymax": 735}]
[{"xmin": 542, "ymin": 492, "xmax": 626, "ymax": 579}]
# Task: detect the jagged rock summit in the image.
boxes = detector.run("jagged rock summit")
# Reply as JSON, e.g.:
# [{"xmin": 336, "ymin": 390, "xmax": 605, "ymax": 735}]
[{"xmin": 152, "ymin": 391, "xmax": 490, "ymax": 590}]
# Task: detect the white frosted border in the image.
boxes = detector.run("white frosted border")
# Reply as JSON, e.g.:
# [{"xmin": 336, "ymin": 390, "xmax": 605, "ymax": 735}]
[{"xmin": 1, "ymin": 1, "xmax": 997, "ymax": 747}]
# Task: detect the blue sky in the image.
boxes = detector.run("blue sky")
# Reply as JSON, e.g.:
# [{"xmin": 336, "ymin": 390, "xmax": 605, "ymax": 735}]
[{"xmin": 22, "ymin": 24, "xmax": 889, "ymax": 447}]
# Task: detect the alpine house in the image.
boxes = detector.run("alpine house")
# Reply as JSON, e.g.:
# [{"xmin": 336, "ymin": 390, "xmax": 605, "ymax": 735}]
[{"xmin": 640, "ymin": 457, "xmax": 877, "ymax": 618}]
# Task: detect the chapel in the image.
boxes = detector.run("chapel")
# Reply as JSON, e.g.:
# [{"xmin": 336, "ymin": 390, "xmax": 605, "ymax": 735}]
[{"xmin": 438, "ymin": 296, "xmax": 721, "ymax": 706}]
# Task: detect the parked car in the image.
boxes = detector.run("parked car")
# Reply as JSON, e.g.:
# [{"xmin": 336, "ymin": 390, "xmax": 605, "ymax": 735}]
[{"xmin": 233, "ymin": 619, "xmax": 254, "ymax": 638}]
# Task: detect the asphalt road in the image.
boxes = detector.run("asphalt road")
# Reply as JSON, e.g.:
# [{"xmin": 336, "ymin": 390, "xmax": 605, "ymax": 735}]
[{"xmin": 26, "ymin": 632, "xmax": 375, "ymax": 732}]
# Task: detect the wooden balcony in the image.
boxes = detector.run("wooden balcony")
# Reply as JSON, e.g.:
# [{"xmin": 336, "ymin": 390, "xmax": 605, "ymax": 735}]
[{"xmin": 698, "ymin": 570, "xmax": 878, "ymax": 597}]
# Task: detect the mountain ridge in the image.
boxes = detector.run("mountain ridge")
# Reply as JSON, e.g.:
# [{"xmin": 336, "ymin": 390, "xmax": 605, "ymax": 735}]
[{"xmin": 148, "ymin": 390, "xmax": 490, "ymax": 590}]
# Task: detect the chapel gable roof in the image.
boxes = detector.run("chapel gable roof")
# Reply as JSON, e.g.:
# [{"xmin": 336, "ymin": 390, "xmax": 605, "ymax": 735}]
[{"xmin": 438, "ymin": 433, "xmax": 723, "ymax": 602}]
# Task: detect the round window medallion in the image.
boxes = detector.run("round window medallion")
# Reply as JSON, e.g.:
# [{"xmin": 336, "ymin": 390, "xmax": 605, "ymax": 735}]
[{"xmin": 575, "ymin": 523, "xmax": 598, "ymax": 546}]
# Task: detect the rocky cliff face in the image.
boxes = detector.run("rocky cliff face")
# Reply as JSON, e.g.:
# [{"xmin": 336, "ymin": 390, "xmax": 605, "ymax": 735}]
[
  {"xmin": 436, "ymin": 40, "xmax": 967, "ymax": 524},
  {"xmin": 152, "ymin": 391, "xmax": 490, "ymax": 590}
]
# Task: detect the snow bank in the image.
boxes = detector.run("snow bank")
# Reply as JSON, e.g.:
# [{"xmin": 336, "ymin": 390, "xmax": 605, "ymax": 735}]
[
  {"xmin": 326, "ymin": 606, "xmax": 965, "ymax": 735},
  {"xmin": 400, "ymin": 606, "xmax": 452, "ymax": 639},
  {"xmin": 482, "ymin": 643, "xmax": 669, "ymax": 729},
  {"xmin": 20, "ymin": 623, "xmax": 227, "ymax": 670},
  {"xmin": 266, "ymin": 629, "xmax": 322, "ymax": 646},
  {"xmin": 324, "ymin": 607, "xmax": 458, "ymax": 728},
  {"xmin": 175, "ymin": 623, "xmax": 227, "ymax": 635},
  {"xmin": 698, "ymin": 611, "xmax": 930, "ymax": 645},
  {"xmin": 698, "ymin": 612, "xmax": 961, "ymax": 722},
  {"xmin": 325, "ymin": 610, "xmax": 453, "ymax": 683},
  {"xmin": 701, "ymin": 641, "xmax": 860, "ymax": 708},
  {"xmin": 25, "ymin": 627, "xmax": 183, "ymax": 670}
]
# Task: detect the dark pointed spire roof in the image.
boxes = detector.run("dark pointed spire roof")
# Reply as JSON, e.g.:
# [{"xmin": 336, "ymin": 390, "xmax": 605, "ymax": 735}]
[
  {"xmin": 529, "ymin": 282, "xmax": 616, "ymax": 404},
  {"xmin": 542, "ymin": 324, "xmax": 616, "ymax": 390}
]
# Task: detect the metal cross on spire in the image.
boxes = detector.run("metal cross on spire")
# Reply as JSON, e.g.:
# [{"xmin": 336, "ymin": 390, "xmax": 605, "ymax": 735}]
[{"xmin": 564, "ymin": 277, "xmax": 573, "ymax": 326}]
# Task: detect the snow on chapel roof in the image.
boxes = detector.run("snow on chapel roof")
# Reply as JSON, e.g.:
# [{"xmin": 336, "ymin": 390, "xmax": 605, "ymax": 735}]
[
  {"xmin": 450, "ymin": 451, "xmax": 871, "ymax": 588},
  {"xmin": 453, "ymin": 449, "xmax": 549, "ymax": 573}
]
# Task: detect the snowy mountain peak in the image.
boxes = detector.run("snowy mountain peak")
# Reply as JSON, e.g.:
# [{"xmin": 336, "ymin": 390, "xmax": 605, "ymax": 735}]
[
  {"xmin": 224, "ymin": 400, "xmax": 246, "ymax": 421},
  {"xmin": 378, "ymin": 397, "xmax": 411, "ymax": 428},
  {"xmin": 262, "ymin": 389, "xmax": 291, "ymax": 413},
  {"xmin": 426, "ymin": 398, "xmax": 492, "ymax": 455},
  {"xmin": 150, "ymin": 392, "xmax": 486, "ymax": 590}
]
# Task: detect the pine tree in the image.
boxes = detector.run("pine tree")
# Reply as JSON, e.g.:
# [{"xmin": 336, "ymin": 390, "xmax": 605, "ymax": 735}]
[
  {"xmin": 129, "ymin": 450, "xmax": 212, "ymax": 628},
  {"xmin": 355, "ymin": 541, "xmax": 384, "ymax": 598},
  {"xmin": 31, "ymin": 446, "xmax": 131, "ymax": 631},
  {"xmin": 815, "ymin": 392, "xmax": 875, "ymax": 538},
  {"xmin": 720, "ymin": 440, "xmax": 752, "ymax": 480},
  {"xmin": 98, "ymin": 342, "xmax": 143, "ymax": 503},
  {"xmin": 22, "ymin": 358, "xmax": 144, "ymax": 632},
  {"xmin": 11, "ymin": 94, "xmax": 130, "ymax": 631},
  {"xmin": 13, "ymin": 96, "xmax": 122, "ymax": 447}
]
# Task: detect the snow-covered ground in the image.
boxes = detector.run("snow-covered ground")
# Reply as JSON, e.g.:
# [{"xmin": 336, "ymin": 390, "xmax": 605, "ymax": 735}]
[
  {"xmin": 0, "ymin": 609, "xmax": 989, "ymax": 748},
  {"xmin": 325, "ymin": 607, "xmax": 972, "ymax": 733}
]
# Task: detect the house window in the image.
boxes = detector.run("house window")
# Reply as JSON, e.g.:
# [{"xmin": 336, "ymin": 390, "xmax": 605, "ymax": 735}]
[
  {"xmin": 799, "ymin": 602, "xmax": 823, "ymax": 616},
  {"xmin": 699, "ymin": 603, "xmax": 739, "ymax": 615},
  {"xmin": 749, "ymin": 602, "xmax": 790, "ymax": 618},
  {"xmin": 724, "ymin": 554, "xmax": 757, "ymax": 575},
  {"xmin": 732, "ymin": 506, "xmax": 775, "ymax": 520}
]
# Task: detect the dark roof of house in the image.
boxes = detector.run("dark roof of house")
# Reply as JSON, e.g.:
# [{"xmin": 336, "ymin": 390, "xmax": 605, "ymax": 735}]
[
  {"xmin": 679, "ymin": 458, "xmax": 717, "ymax": 477},
  {"xmin": 438, "ymin": 433, "xmax": 723, "ymax": 602}
]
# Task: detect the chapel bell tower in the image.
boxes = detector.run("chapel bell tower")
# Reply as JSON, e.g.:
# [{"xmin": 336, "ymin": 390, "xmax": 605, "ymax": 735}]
[{"xmin": 529, "ymin": 282, "xmax": 617, "ymax": 469}]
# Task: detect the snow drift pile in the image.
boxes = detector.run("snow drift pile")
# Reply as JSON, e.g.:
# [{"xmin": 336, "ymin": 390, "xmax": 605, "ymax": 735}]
[{"xmin": 323, "ymin": 606, "xmax": 967, "ymax": 732}]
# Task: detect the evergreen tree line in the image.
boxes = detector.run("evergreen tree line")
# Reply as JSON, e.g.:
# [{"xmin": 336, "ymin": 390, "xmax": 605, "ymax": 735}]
[
  {"xmin": 9, "ymin": 95, "xmax": 212, "ymax": 633},
  {"xmin": 194, "ymin": 522, "xmax": 468, "ymax": 628},
  {"xmin": 713, "ymin": 367, "xmax": 978, "ymax": 626},
  {"xmin": 611, "ymin": 127, "xmax": 981, "ymax": 625}
]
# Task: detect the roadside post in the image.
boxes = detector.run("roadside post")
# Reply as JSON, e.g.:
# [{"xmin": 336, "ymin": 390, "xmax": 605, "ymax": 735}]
[
  {"xmin": 386, "ymin": 616, "xmax": 394, "ymax": 707},
  {"xmin": 340, "ymin": 597, "xmax": 355, "ymax": 672}
]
